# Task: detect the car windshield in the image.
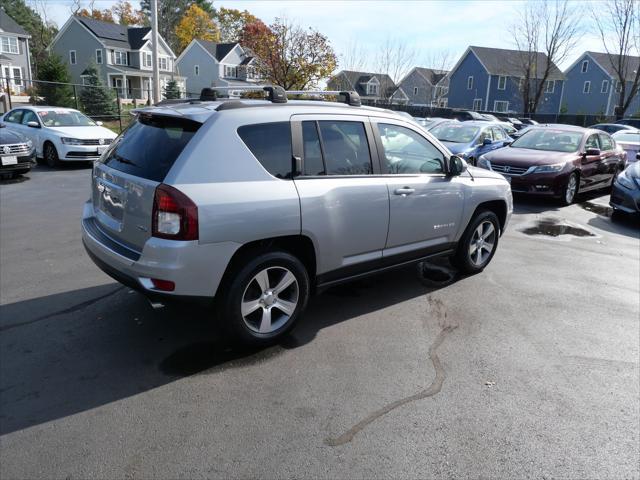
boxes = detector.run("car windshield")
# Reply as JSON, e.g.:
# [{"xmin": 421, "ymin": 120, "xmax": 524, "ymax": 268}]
[
  {"xmin": 613, "ymin": 132, "xmax": 640, "ymax": 142},
  {"xmin": 511, "ymin": 129, "xmax": 583, "ymax": 152},
  {"xmin": 430, "ymin": 123, "xmax": 479, "ymax": 143},
  {"xmin": 37, "ymin": 110, "xmax": 96, "ymax": 127}
]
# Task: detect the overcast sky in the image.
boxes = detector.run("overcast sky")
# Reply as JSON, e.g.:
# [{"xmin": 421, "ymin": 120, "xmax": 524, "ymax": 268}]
[{"xmin": 33, "ymin": 0, "xmax": 605, "ymax": 73}]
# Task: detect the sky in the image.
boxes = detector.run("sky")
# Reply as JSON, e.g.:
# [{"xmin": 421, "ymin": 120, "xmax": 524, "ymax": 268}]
[{"xmin": 32, "ymin": 0, "xmax": 605, "ymax": 74}]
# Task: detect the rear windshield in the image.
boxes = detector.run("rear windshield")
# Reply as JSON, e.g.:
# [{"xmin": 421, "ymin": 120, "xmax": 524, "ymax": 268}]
[{"xmin": 100, "ymin": 115, "xmax": 200, "ymax": 182}]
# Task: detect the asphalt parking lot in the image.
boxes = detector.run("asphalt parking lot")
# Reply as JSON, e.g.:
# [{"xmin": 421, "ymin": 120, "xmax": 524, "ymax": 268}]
[{"xmin": 1, "ymin": 165, "xmax": 638, "ymax": 479}]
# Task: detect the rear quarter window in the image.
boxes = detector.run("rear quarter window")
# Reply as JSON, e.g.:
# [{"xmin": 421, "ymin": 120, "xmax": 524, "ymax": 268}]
[
  {"xmin": 237, "ymin": 122, "xmax": 293, "ymax": 179},
  {"xmin": 100, "ymin": 115, "xmax": 200, "ymax": 182}
]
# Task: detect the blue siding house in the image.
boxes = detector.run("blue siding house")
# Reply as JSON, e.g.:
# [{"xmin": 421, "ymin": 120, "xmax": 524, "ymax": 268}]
[
  {"xmin": 445, "ymin": 46, "xmax": 565, "ymax": 114},
  {"xmin": 563, "ymin": 51, "xmax": 640, "ymax": 116}
]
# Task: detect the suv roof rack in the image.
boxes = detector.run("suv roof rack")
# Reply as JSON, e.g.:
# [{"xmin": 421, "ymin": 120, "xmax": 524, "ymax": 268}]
[{"xmin": 200, "ymin": 86, "xmax": 361, "ymax": 108}]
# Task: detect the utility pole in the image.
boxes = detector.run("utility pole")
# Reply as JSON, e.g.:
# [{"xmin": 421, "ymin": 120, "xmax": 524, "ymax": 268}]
[{"xmin": 151, "ymin": 0, "xmax": 161, "ymax": 104}]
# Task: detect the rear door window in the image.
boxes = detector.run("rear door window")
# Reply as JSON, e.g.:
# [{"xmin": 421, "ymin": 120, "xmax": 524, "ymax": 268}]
[
  {"xmin": 301, "ymin": 121, "xmax": 325, "ymax": 176},
  {"xmin": 100, "ymin": 114, "xmax": 200, "ymax": 182},
  {"xmin": 238, "ymin": 122, "xmax": 293, "ymax": 179},
  {"xmin": 317, "ymin": 121, "xmax": 372, "ymax": 175}
]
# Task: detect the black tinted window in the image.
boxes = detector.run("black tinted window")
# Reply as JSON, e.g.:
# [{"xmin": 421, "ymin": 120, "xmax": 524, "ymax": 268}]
[
  {"xmin": 238, "ymin": 122, "xmax": 292, "ymax": 179},
  {"xmin": 100, "ymin": 115, "xmax": 200, "ymax": 182},
  {"xmin": 318, "ymin": 121, "xmax": 372, "ymax": 175},
  {"xmin": 302, "ymin": 121, "xmax": 324, "ymax": 175}
]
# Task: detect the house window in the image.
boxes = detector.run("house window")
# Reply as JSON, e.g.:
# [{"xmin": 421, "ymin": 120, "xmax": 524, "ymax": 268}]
[
  {"xmin": 194, "ymin": 65, "xmax": 199, "ymax": 76},
  {"xmin": 247, "ymin": 66, "xmax": 256, "ymax": 79},
  {"xmin": 113, "ymin": 51, "xmax": 127, "ymax": 66},
  {"xmin": 614, "ymin": 80, "xmax": 622, "ymax": 93},
  {"xmin": 544, "ymin": 80, "xmax": 555, "ymax": 93},
  {"xmin": 69, "ymin": 50, "xmax": 77, "ymax": 65},
  {"xmin": 158, "ymin": 57, "xmax": 169, "ymax": 70},
  {"xmin": 601, "ymin": 80, "xmax": 609, "ymax": 93},
  {"xmin": 95, "ymin": 49, "xmax": 103, "ymax": 64},
  {"xmin": 497, "ymin": 76, "xmax": 506, "ymax": 90},
  {"xmin": 518, "ymin": 77, "xmax": 524, "ymax": 91},
  {"xmin": 467, "ymin": 76, "xmax": 473, "ymax": 90},
  {"xmin": 0, "ymin": 36, "xmax": 19, "ymax": 54},
  {"xmin": 224, "ymin": 65, "xmax": 237, "ymax": 78},
  {"xmin": 473, "ymin": 98, "xmax": 482, "ymax": 111},
  {"xmin": 581, "ymin": 60, "xmax": 588, "ymax": 73},
  {"xmin": 368, "ymin": 83, "xmax": 378, "ymax": 95},
  {"xmin": 494, "ymin": 100, "xmax": 509, "ymax": 113},
  {"xmin": 12, "ymin": 67, "xmax": 22, "ymax": 86},
  {"xmin": 413, "ymin": 86, "xmax": 418, "ymax": 95},
  {"xmin": 583, "ymin": 81, "xmax": 591, "ymax": 94}
]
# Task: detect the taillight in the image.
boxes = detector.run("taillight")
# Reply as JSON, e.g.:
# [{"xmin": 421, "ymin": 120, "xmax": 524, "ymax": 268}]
[{"xmin": 152, "ymin": 184, "xmax": 198, "ymax": 240}]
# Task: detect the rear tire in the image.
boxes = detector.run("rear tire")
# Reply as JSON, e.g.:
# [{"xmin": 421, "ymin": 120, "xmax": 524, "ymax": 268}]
[
  {"xmin": 217, "ymin": 251, "xmax": 310, "ymax": 346},
  {"xmin": 453, "ymin": 210, "xmax": 500, "ymax": 274},
  {"xmin": 44, "ymin": 143, "xmax": 60, "ymax": 168}
]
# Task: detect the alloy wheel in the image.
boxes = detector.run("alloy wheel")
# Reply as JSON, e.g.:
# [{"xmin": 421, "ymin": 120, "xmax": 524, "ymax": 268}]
[
  {"xmin": 241, "ymin": 266, "xmax": 299, "ymax": 334},
  {"xmin": 565, "ymin": 174, "xmax": 577, "ymax": 204},
  {"xmin": 468, "ymin": 220, "xmax": 496, "ymax": 267}
]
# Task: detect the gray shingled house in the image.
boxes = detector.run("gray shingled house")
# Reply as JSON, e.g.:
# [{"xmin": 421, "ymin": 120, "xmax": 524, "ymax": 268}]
[
  {"xmin": 0, "ymin": 8, "xmax": 32, "ymax": 96},
  {"xmin": 392, "ymin": 67, "xmax": 449, "ymax": 107},
  {"xmin": 327, "ymin": 70, "xmax": 398, "ymax": 104}
]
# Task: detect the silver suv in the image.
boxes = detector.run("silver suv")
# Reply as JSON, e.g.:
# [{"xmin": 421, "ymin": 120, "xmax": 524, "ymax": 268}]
[{"xmin": 82, "ymin": 88, "xmax": 512, "ymax": 345}]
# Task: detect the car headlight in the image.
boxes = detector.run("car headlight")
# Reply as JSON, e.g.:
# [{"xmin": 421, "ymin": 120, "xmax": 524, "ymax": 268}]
[
  {"xmin": 533, "ymin": 162, "xmax": 565, "ymax": 173},
  {"xmin": 477, "ymin": 155, "xmax": 491, "ymax": 169},
  {"xmin": 617, "ymin": 171, "xmax": 638, "ymax": 190},
  {"xmin": 61, "ymin": 137, "xmax": 84, "ymax": 145}
]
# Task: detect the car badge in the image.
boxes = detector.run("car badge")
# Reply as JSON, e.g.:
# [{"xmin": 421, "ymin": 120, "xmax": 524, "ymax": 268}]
[
  {"xmin": 2, "ymin": 146, "xmax": 10, "ymax": 155},
  {"xmin": 504, "ymin": 166, "xmax": 511, "ymax": 173},
  {"xmin": 98, "ymin": 138, "xmax": 104, "ymax": 145}
]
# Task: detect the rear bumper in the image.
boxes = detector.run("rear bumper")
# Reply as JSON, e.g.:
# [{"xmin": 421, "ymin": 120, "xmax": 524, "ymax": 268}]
[
  {"xmin": 610, "ymin": 182, "xmax": 640, "ymax": 213},
  {"xmin": 81, "ymin": 201, "xmax": 240, "ymax": 299}
]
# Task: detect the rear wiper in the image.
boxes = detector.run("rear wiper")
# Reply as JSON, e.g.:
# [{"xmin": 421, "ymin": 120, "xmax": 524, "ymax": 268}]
[{"xmin": 112, "ymin": 154, "xmax": 137, "ymax": 167}]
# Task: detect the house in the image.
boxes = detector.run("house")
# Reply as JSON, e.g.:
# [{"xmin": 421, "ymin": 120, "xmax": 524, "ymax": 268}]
[
  {"xmin": 391, "ymin": 67, "xmax": 449, "ymax": 106},
  {"xmin": 563, "ymin": 51, "xmax": 640, "ymax": 116},
  {"xmin": 50, "ymin": 15, "xmax": 184, "ymax": 101},
  {"xmin": 0, "ymin": 8, "xmax": 33, "ymax": 95},
  {"xmin": 445, "ymin": 46, "xmax": 565, "ymax": 114},
  {"xmin": 327, "ymin": 70, "xmax": 397, "ymax": 104},
  {"xmin": 175, "ymin": 39, "xmax": 263, "ymax": 97}
]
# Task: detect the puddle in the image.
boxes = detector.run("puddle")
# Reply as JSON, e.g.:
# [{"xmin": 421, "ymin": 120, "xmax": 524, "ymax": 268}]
[
  {"xmin": 159, "ymin": 335, "xmax": 302, "ymax": 377},
  {"xmin": 580, "ymin": 201, "xmax": 613, "ymax": 217},
  {"xmin": 521, "ymin": 219, "xmax": 595, "ymax": 237}
]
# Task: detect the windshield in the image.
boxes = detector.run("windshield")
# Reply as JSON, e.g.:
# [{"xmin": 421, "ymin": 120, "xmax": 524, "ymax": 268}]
[
  {"xmin": 430, "ymin": 123, "xmax": 480, "ymax": 143},
  {"xmin": 37, "ymin": 110, "xmax": 96, "ymax": 127},
  {"xmin": 511, "ymin": 129, "xmax": 583, "ymax": 152},
  {"xmin": 613, "ymin": 132, "xmax": 640, "ymax": 143}
]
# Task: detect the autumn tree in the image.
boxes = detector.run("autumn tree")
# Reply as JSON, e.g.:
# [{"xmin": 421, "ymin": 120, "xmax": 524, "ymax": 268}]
[
  {"xmin": 242, "ymin": 17, "xmax": 337, "ymax": 90},
  {"xmin": 140, "ymin": 0, "xmax": 214, "ymax": 51},
  {"xmin": 213, "ymin": 7, "xmax": 259, "ymax": 43},
  {"xmin": 175, "ymin": 4, "xmax": 220, "ymax": 52},
  {"xmin": 111, "ymin": 0, "xmax": 146, "ymax": 26},
  {"xmin": 77, "ymin": 7, "xmax": 115, "ymax": 22},
  {"xmin": 591, "ymin": 0, "xmax": 640, "ymax": 118},
  {"xmin": 510, "ymin": 0, "xmax": 582, "ymax": 114}
]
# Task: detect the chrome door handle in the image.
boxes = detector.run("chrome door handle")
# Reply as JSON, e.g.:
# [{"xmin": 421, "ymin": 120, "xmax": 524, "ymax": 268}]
[{"xmin": 394, "ymin": 187, "xmax": 415, "ymax": 196}]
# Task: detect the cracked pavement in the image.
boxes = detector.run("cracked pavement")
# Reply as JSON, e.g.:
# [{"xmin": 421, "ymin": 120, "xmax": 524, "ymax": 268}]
[{"xmin": 1, "ymin": 166, "xmax": 638, "ymax": 479}]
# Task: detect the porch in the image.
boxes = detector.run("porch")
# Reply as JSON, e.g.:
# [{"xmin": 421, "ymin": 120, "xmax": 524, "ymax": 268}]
[{"xmin": 107, "ymin": 73, "xmax": 186, "ymax": 101}]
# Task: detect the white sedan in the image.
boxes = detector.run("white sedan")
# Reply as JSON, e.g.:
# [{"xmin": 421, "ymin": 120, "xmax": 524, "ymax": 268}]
[{"xmin": 1, "ymin": 106, "xmax": 117, "ymax": 167}]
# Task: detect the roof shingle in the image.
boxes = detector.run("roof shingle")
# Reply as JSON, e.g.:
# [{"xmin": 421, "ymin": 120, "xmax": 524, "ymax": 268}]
[
  {"xmin": 587, "ymin": 51, "xmax": 640, "ymax": 82},
  {"xmin": 0, "ymin": 9, "xmax": 30, "ymax": 37},
  {"xmin": 470, "ymin": 46, "xmax": 565, "ymax": 80}
]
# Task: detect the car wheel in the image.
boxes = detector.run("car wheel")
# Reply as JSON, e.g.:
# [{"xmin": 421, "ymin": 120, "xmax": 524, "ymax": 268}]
[
  {"xmin": 218, "ymin": 251, "xmax": 310, "ymax": 346},
  {"xmin": 44, "ymin": 143, "xmax": 60, "ymax": 168},
  {"xmin": 453, "ymin": 210, "xmax": 500, "ymax": 274},
  {"xmin": 561, "ymin": 172, "xmax": 579, "ymax": 205}
]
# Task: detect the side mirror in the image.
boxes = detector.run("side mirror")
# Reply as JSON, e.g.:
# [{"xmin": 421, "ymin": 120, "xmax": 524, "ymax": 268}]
[
  {"xmin": 96, "ymin": 120, "xmax": 104, "ymax": 126},
  {"xmin": 448, "ymin": 155, "xmax": 468, "ymax": 176},
  {"xmin": 27, "ymin": 121, "xmax": 40, "ymax": 128},
  {"xmin": 482, "ymin": 137, "xmax": 492, "ymax": 146},
  {"xmin": 585, "ymin": 148, "xmax": 601, "ymax": 156}
]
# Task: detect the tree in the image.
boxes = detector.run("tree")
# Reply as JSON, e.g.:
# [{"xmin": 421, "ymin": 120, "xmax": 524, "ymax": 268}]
[
  {"xmin": 140, "ymin": 0, "xmax": 214, "ymax": 51},
  {"xmin": 77, "ymin": 7, "xmax": 115, "ymax": 22},
  {"xmin": 421, "ymin": 49, "xmax": 454, "ymax": 107},
  {"xmin": 213, "ymin": 7, "xmax": 259, "ymax": 43},
  {"xmin": 79, "ymin": 64, "xmax": 116, "ymax": 117},
  {"xmin": 338, "ymin": 39, "xmax": 371, "ymax": 72},
  {"xmin": 175, "ymin": 4, "xmax": 219, "ymax": 52},
  {"xmin": 374, "ymin": 36, "xmax": 416, "ymax": 102},
  {"xmin": 163, "ymin": 79, "xmax": 181, "ymax": 99},
  {"xmin": 242, "ymin": 17, "xmax": 337, "ymax": 90},
  {"xmin": 36, "ymin": 54, "xmax": 74, "ymax": 107},
  {"xmin": 0, "ymin": 0, "xmax": 58, "ymax": 79},
  {"xmin": 591, "ymin": 0, "xmax": 640, "ymax": 118},
  {"xmin": 510, "ymin": 0, "xmax": 582, "ymax": 114},
  {"xmin": 111, "ymin": 0, "xmax": 146, "ymax": 26}
]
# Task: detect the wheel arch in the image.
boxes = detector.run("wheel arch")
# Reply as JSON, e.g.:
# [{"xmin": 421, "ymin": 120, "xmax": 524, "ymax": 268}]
[{"xmin": 472, "ymin": 200, "xmax": 507, "ymax": 234}]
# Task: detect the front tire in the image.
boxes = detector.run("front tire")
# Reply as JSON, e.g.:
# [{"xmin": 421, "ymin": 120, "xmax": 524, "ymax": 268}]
[
  {"xmin": 561, "ymin": 172, "xmax": 579, "ymax": 205},
  {"xmin": 218, "ymin": 251, "xmax": 310, "ymax": 346},
  {"xmin": 44, "ymin": 143, "xmax": 60, "ymax": 168},
  {"xmin": 453, "ymin": 210, "xmax": 500, "ymax": 274}
]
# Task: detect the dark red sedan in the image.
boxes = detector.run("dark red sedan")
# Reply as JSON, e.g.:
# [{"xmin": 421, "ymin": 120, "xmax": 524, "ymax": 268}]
[{"xmin": 477, "ymin": 125, "xmax": 626, "ymax": 205}]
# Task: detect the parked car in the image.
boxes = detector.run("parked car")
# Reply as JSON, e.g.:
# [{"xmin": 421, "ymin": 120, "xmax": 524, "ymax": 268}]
[
  {"xmin": 451, "ymin": 110, "xmax": 486, "ymax": 121},
  {"xmin": 494, "ymin": 121, "xmax": 518, "ymax": 137},
  {"xmin": 82, "ymin": 90, "xmax": 512, "ymax": 346},
  {"xmin": 429, "ymin": 121, "xmax": 513, "ymax": 165},
  {"xmin": 610, "ymin": 160, "xmax": 640, "ymax": 214},
  {"xmin": 502, "ymin": 117, "xmax": 525, "ymax": 130},
  {"xmin": 612, "ymin": 130, "xmax": 640, "ymax": 164},
  {"xmin": 0, "ymin": 122, "xmax": 36, "ymax": 178},
  {"xmin": 518, "ymin": 118, "xmax": 539, "ymax": 126},
  {"xmin": 1, "ymin": 106, "xmax": 117, "ymax": 167},
  {"xmin": 421, "ymin": 117, "xmax": 456, "ymax": 130},
  {"xmin": 480, "ymin": 113, "xmax": 500, "ymax": 122},
  {"xmin": 477, "ymin": 125, "xmax": 626, "ymax": 205},
  {"xmin": 615, "ymin": 118, "xmax": 640, "ymax": 129},
  {"xmin": 589, "ymin": 123, "xmax": 636, "ymax": 134}
]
